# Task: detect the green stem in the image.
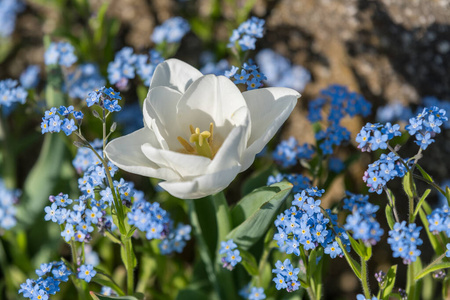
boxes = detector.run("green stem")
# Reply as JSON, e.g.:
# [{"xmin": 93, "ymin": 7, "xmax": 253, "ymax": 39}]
[
  {"xmin": 69, "ymin": 241, "xmax": 87, "ymax": 300},
  {"xmin": 361, "ymin": 256, "xmax": 371, "ymax": 299},
  {"xmin": 413, "ymin": 173, "xmax": 446, "ymax": 195},
  {"xmin": 407, "ymin": 262, "xmax": 416, "ymax": 299},
  {"xmin": 123, "ymin": 238, "xmax": 135, "ymax": 295},
  {"xmin": 188, "ymin": 199, "xmax": 221, "ymax": 297},
  {"xmin": 211, "ymin": 192, "xmax": 232, "ymax": 253}
]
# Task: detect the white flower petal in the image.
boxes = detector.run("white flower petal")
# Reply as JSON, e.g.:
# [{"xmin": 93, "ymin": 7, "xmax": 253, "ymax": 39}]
[
  {"xmin": 176, "ymin": 75, "xmax": 247, "ymax": 136},
  {"xmin": 105, "ymin": 127, "xmax": 180, "ymax": 181},
  {"xmin": 150, "ymin": 59, "xmax": 203, "ymax": 93},
  {"xmin": 143, "ymin": 86, "xmax": 183, "ymax": 150},
  {"xmin": 141, "ymin": 143, "xmax": 211, "ymax": 178},
  {"xmin": 158, "ymin": 165, "xmax": 241, "ymax": 199},
  {"xmin": 241, "ymin": 87, "xmax": 300, "ymax": 171}
]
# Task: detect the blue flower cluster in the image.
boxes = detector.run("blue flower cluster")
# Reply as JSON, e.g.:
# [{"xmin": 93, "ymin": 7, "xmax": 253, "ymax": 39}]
[
  {"xmin": 238, "ymin": 284, "xmax": 266, "ymax": 300},
  {"xmin": 41, "ymin": 106, "xmax": 83, "ymax": 136},
  {"xmin": 308, "ymin": 85, "xmax": 371, "ymax": 155},
  {"xmin": 228, "ymin": 17, "xmax": 265, "ymax": 51},
  {"xmin": 20, "ymin": 65, "xmax": 40, "ymax": 89},
  {"xmin": 85, "ymin": 86, "xmax": 122, "ymax": 112},
  {"xmin": 274, "ymin": 187, "xmax": 350, "ymax": 259},
  {"xmin": 256, "ymin": 49, "xmax": 311, "ymax": 92},
  {"xmin": 72, "ymin": 139, "xmax": 103, "ymax": 174},
  {"xmin": 0, "ymin": 0, "xmax": 24, "ymax": 37},
  {"xmin": 151, "ymin": 17, "xmax": 190, "ymax": 44},
  {"xmin": 66, "ymin": 64, "xmax": 105, "ymax": 99},
  {"xmin": 356, "ymin": 295, "xmax": 379, "ymax": 300},
  {"xmin": 0, "ymin": 79, "xmax": 27, "ymax": 108},
  {"xmin": 108, "ymin": 47, "xmax": 163, "ymax": 87},
  {"xmin": 128, "ymin": 198, "xmax": 191, "ymax": 255},
  {"xmin": 427, "ymin": 204, "xmax": 450, "ymax": 257},
  {"xmin": 376, "ymin": 101, "xmax": 412, "ymax": 123},
  {"xmin": 78, "ymin": 264, "xmax": 96, "ymax": 283},
  {"xmin": 200, "ymin": 52, "xmax": 230, "ymax": 76},
  {"xmin": 44, "ymin": 42, "xmax": 77, "ymax": 67},
  {"xmin": 405, "ymin": 106, "xmax": 448, "ymax": 150},
  {"xmin": 18, "ymin": 261, "xmax": 72, "ymax": 300},
  {"xmin": 422, "ymin": 97, "xmax": 450, "ymax": 129},
  {"xmin": 225, "ymin": 61, "xmax": 267, "ymax": 90},
  {"xmin": 356, "ymin": 122, "xmax": 402, "ymax": 152},
  {"xmin": 387, "ymin": 221, "xmax": 422, "ymax": 264},
  {"xmin": 0, "ymin": 179, "xmax": 20, "ymax": 230},
  {"xmin": 114, "ymin": 102, "xmax": 144, "ymax": 135},
  {"xmin": 328, "ymin": 157, "xmax": 345, "ymax": 173},
  {"xmin": 267, "ymin": 173, "xmax": 311, "ymax": 193},
  {"xmin": 362, "ymin": 152, "xmax": 408, "ymax": 194},
  {"xmin": 272, "ymin": 137, "xmax": 314, "ymax": 168},
  {"xmin": 343, "ymin": 192, "xmax": 384, "ymax": 244},
  {"xmin": 219, "ymin": 239, "xmax": 242, "ymax": 270},
  {"xmin": 272, "ymin": 259, "xmax": 301, "ymax": 292}
]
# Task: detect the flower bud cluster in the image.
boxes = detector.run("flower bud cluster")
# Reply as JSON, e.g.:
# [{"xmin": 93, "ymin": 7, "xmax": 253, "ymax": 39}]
[
  {"xmin": 219, "ymin": 239, "xmax": 242, "ymax": 270},
  {"xmin": 387, "ymin": 221, "xmax": 422, "ymax": 264},
  {"xmin": 41, "ymin": 105, "xmax": 83, "ymax": 136},
  {"xmin": 19, "ymin": 261, "xmax": 72, "ymax": 300}
]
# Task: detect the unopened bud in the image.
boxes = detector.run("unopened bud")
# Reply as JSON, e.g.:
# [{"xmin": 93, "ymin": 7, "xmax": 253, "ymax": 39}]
[{"xmin": 110, "ymin": 122, "xmax": 117, "ymax": 133}]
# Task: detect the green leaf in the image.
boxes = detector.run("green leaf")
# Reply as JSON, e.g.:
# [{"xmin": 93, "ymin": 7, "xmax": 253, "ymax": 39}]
[
  {"xmin": 241, "ymin": 164, "xmax": 275, "ymax": 196},
  {"xmin": 348, "ymin": 235, "xmax": 364, "ymax": 258},
  {"xmin": 381, "ymin": 265, "xmax": 397, "ymax": 300},
  {"xmin": 413, "ymin": 189, "xmax": 431, "ymax": 219},
  {"xmin": 90, "ymin": 292, "xmax": 139, "ymax": 300},
  {"xmin": 418, "ymin": 208, "xmax": 442, "ymax": 253},
  {"xmin": 176, "ymin": 289, "xmax": 209, "ymax": 300},
  {"xmin": 336, "ymin": 237, "xmax": 361, "ymax": 279},
  {"xmin": 238, "ymin": 249, "xmax": 259, "ymax": 276},
  {"xmin": 385, "ymin": 205, "xmax": 395, "ymax": 231},
  {"xmin": 415, "ymin": 164, "xmax": 433, "ymax": 182},
  {"xmin": 402, "ymin": 171, "xmax": 414, "ymax": 199},
  {"xmin": 415, "ymin": 262, "xmax": 450, "ymax": 280},
  {"xmin": 91, "ymin": 275, "xmax": 125, "ymax": 297},
  {"xmin": 226, "ymin": 182, "xmax": 293, "ymax": 249}
]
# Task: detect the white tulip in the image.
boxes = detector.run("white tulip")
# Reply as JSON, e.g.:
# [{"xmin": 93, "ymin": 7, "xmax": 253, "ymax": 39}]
[{"xmin": 105, "ymin": 59, "xmax": 300, "ymax": 199}]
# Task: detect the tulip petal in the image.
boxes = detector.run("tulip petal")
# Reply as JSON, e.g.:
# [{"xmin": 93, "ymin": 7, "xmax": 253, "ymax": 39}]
[
  {"xmin": 143, "ymin": 86, "xmax": 183, "ymax": 150},
  {"xmin": 176, "ymin": 75, "xmax": 247, "ymax": 137},
  {"xmin": 158, "ymin": 165, "xmax": 241, "ymax": 199},
  {"xmin": 150, "ymin": 59, "xmax": 203, "ymax": 94},
  {"xmin": 241, "ymin": 87, "xmax": 300, "ymax": 171},
  {"xmin": 105, "ymin": 127, "xmax": 180, "ymax": 181},
  {"xmin": 141, "ymin": 143, "xmax": 211, "ymax": 178}
]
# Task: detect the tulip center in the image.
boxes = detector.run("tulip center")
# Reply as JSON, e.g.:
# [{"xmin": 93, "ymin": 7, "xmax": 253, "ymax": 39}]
[{"xmin": 177, "ymin": 123, "xmax": 216, "ymax": 159}]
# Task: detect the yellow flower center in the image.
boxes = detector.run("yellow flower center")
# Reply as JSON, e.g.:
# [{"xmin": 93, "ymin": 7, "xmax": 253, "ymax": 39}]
[{"xmin": 177, "ymin": 123, "xmax": 217, "ymax": 159}]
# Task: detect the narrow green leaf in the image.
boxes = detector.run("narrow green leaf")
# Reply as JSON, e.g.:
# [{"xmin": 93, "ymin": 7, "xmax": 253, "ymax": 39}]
[
  {"xmin": 336, "ymin": 237, "xmax": 361, "ymax": 279},
  {"xmin": 226, "ymin": 182, "xmax": 292, "ymax": 249},
  {"xmin": 415, "ymin": 262, "xmax": 450, "ymax": 280},
  {"xmin": 385, "ymin": 205, "xmax": 395, "ymax": 230},
  {"xmin": 413, "ymin": 189, "xmax": 431, "ymax": 219},
  {"xmin": 416, "ymin": 164, "xmax": 433, "ymax": 182},
  {"xmin": 402, "ymin": 172, "xmax": 414, "ymax": 199},
  {"xmin": 381, "ymin": 265, "xmax": 397, "ymax": 300},
  {"xmin": 348, "ymin": 235, "xmax": 364, "ymax": 258},
  {"xmin": 90, "ymin": 292, "xmax": 139, "ymax": 300},
  {"xmin": 91, "ymin": 276, "xmax": 125, "ymax": 297},
  {"xmin": 105, "ymin": 231, "xmax": 122, "ymax": 245},
  {"xmin": 364, "ymin": 243, "xmax": 372, "ymax": 260},
  {"xmin": 418, "ymin": 208, "xmax": 442, "ymax": 253},
  {"xmin": 239, "ymin": 249, "xmax": 259, "ymax": 276}
]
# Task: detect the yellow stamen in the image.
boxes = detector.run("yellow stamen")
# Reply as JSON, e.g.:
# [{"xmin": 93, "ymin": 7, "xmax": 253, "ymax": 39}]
[
  {"xmin": 177, "ymin": 136, "xmax": 195, "ymax": 153},
  {"xmin": 178, "ymin": 123, "xmax": 216, "ymax": 158}
]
